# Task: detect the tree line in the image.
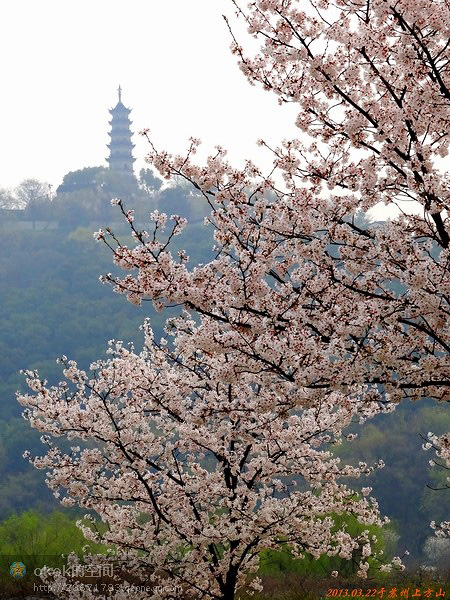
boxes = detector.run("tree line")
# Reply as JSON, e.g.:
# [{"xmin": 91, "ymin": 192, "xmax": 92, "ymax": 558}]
[{"xmin": 0, "ymin": 165, "xmax": 209, "ymax": 229}]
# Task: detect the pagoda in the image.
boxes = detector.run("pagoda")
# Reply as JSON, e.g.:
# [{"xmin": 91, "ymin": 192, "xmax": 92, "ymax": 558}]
[{"xmin": 106, "ymin": 85, "xmax": 136, "ymax": 181}]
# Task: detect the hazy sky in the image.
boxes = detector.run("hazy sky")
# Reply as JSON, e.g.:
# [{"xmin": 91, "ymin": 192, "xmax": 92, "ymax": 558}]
[
  {"xmin": 0, "ymin": 0, "xmax": 428, "ymax": 221},
  {"xmin": 0, "ymin": 0, "xmax": 299, "ymax": 191}
]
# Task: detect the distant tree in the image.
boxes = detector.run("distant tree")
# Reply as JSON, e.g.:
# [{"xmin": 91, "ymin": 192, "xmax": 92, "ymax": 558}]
[
  {"xmin": 139, "ymin": 167, "xmax": 162, "ymax": 193},
  {"xmin": 58, "ymin": 166, "xmax": 141, "ymax": 200},
  {"xmin": 57, "ymin": 167, "xmax": 106, "ymax": 194},
  {"xmin": 53, "ymin": 189, "xmax": 100, "ymax": 228},
  {"xmin": 96, "ymin": 169, "xmax": 141, "ymax": 202},
  {"xmin": 15, "ymin": 179, "xmax": 52, "ymax": 229},
  {"xmin": 423, "ymin": 535, "xmax": 450, "ymax": 568},
  {"xmin": 57, "ymin": 166, "xmax": 148, "ymax": 225},
  {"xmin": 56, "ymin": 167, "xmax": 147, "ymax": 227},
  {"xmin": 0, "ymin": 188, "xmax": 16, "ymax": 210},
  {"xmin": 157, "ymin": 185, "xmax": 196, "ymax": 220}
]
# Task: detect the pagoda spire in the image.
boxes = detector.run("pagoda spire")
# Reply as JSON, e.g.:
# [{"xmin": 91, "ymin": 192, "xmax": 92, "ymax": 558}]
[{"xmin": 106, "ymin": 87, "xmax": 136, "ymax": 182}]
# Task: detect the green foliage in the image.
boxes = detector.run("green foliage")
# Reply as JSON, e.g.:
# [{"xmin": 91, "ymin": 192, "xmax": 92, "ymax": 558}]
[
  {"xmin": 332, "ymin": 402, "xmax": 450, "ymax": 559},
  {"xmin": 58, "ymin": 166, "xmax": 106, "ymax": 192},
  {"xmin": 258, "ymin": 511, "xmax": 395, "ymax": 579},
  {"xmin": 0, "ymin": 510, "xmax": 107, "ymax": 572}
]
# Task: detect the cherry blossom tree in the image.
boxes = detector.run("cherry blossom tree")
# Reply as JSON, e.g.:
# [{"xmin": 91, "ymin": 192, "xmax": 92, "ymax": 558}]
[
  {"xmin": 119, "ymin": 0, "xmax": 448, "ymax": 532},
  {"xmin": 19, "ymin": 327, "xmax": 392, "ymax": 599},
  {"xmin": 18, "ymin": 0, "xmax": 448, "ymax": 596}
]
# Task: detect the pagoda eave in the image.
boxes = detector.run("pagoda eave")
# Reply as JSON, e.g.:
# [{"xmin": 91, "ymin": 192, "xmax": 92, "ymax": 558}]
[
  {"xmin": 107, "ymin": 142, "xmax": 135, "ymax": 148},
  {"xmin": 106, "ymin": 156, "xmax": 137, "ymax": 163}
]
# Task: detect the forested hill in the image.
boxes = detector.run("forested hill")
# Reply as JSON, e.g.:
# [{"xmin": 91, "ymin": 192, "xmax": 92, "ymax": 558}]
[
  {"xmin": 0, "ymin": 222, "xmax": 214, "ymax": 515},
  {"xmin": 0, "ymin": 221, "xmax": 448, "ymax": 561}
]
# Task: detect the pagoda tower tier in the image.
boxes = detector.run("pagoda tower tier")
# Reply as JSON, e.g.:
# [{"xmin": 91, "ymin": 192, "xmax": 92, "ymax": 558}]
[{"xmin": 106, "ymin": 85, "xmax": 136, "ymax": 181}]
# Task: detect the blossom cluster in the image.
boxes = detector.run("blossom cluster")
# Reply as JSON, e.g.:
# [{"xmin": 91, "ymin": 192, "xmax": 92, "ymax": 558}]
[{"xmin": 18, "ymin": 325, "xmax": 396, "ymax": 598}]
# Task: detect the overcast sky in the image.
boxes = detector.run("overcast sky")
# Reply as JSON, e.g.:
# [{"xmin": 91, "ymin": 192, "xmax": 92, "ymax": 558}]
[
  {"xmin": 0, "ymin": 0, "xmax": 300, "ymax": 192},
  {"xmin": 1, "ymin": 0, "xmax": 427, "ymax": 221}
]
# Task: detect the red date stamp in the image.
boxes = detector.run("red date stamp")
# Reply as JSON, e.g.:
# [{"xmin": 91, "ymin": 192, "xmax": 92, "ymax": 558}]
[{"xmin": 326, "ymin": 588, "xmax": 446, "ymax": 598}]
